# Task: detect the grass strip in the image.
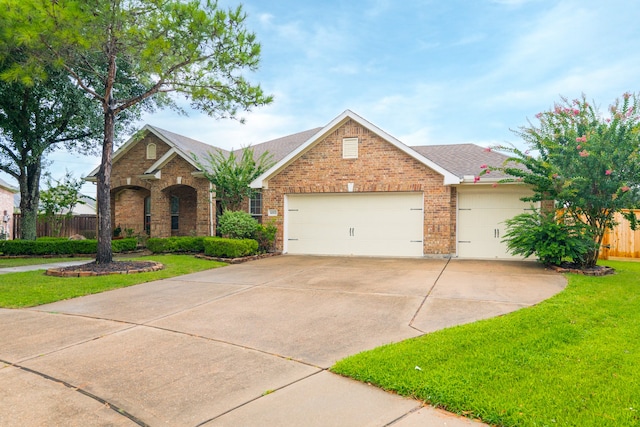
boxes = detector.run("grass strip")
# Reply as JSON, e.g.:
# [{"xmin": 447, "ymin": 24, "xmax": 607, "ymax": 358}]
[
  {"xmin": 332, "ymin": 260, "xmax": 640, "ymax": 427},
  {"xmin": 0, "ymin": 254, "xmax": 225, "ymax": 308}
]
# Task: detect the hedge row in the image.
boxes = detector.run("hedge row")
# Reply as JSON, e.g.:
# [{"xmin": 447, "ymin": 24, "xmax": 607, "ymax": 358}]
[
  {"xmin": 203, "ymin": 238, "xmax": 258, "ymax": 258},
  {"xmin": 146, "ymin": 236, "xmax": 259, "ymax": 258},
  {"xmin": 146, "ymin": 236, "xmax": 206, "ymax": 254},
  {"xmin": 0, "ymin": 238, "xmax": 137, "ymax": 256}
]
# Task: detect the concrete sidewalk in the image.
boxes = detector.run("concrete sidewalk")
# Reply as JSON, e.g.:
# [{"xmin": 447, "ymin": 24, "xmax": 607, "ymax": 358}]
[
  {"xmin": 0, "ymin": 260, "xmax": 90, "ymax": 274},
  {"xmin": 0, "ymin": 256, "xmax": 566, "ymax": 426}
]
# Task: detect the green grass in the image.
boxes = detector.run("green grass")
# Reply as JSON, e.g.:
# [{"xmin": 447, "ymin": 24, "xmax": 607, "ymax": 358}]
[
  {"xmin": 332, "ymin": 260, "xmax": 640, "ymax": 427},
  {"xmin": 0, "ymin": 256, "xmax": 93, "ymax": 268},
  {"xmin": 0, "ymin": 255, "xmax": 226, "ymax": 308}
]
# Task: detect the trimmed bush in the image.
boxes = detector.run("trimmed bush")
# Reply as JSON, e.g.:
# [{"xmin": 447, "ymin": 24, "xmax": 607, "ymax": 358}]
[
  {"xmin": 0, "ymin": 238, "xmax": 137, "ymax": 256},
  {"xmin": 503, "ymin": 210, "xmax": 597, "ymax": 266},
  {"xmin": 203, "ymin": 237, "xmax": 258, "ymax": 258},
  {"xmin": 111, "ymin": 238, "xmax": 138, "ymax": 253},
  {"xmin": 218, "ymin": 210, "xmax": 259, "ymax": 239},
  {"xmin": 146, "ymin": 236, "xmax": 206, "ymax": 253},
  {"xmin": 254, "ymin": 222, "xmax": 277, "ymax": 253}
]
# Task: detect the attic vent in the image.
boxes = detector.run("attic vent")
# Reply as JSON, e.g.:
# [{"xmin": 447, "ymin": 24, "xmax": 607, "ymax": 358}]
[
  {"xmin": 342, "ymin": 137, "xmax": 358, "ymax": 159},
  {"xmin": 146, "ymin": 143, "xmax": 157, "ymax": 160}
]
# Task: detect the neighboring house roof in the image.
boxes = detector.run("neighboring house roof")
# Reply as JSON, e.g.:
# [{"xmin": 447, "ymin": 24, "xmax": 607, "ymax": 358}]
[
  {"xmin": 0, "ymin": 177, "xmax": 18, "ymax": 193},
  {"xmin": 251, "ymin": 110, "xmax": 462, "ymax": 188},
  {"xmin": 14, "ymin": 193, "xmax": 96, "ymax": 215},
  {"xmin": 411, "ymin": 144, "xmax": 517, "ymax": 182}
]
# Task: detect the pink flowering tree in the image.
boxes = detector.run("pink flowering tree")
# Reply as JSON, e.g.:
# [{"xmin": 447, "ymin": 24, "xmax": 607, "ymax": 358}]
[{"xmin": 484, "ymin": 93, "xmax": 640, "ymax": 267}]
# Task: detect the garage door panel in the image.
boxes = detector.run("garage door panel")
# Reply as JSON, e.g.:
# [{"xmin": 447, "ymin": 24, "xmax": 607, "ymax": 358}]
[
  {"xmin": 458, "ymin": 187, "xmax": 534, "ymax": 259},
  {"xmin": 286, "ymin": 193, "xmax": 423, "ymax": 257}
]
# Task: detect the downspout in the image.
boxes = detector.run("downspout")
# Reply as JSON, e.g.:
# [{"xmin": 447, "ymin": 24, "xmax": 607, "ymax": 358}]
[{"xmin": 209, "ymin": 182, "xmax": 214, "ymax": 237}]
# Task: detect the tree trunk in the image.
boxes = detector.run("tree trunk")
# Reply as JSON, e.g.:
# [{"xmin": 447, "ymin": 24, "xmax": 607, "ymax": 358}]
[
  {"xmin": 18, "ymin": 162, "xmax": 42, "ymax": 240},
  {"xmin": 96, "ymin": 109, "xmax": 115, "ymax": 264}
]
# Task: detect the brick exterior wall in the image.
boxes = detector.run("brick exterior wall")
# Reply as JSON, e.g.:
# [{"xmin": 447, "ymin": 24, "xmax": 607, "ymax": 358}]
[
  {"xmin": 262, "ymin": 119, "xmax": 456, "ymax": 255},
  {"xmin": 110, "ymin": 133, "xmax": 214, "ymax": 238}
]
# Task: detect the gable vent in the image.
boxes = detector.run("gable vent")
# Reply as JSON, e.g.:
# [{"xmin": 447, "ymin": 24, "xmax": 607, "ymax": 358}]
[{"xmin": 342, "ymin": 137, "xmax": 358, "ymax": 159}]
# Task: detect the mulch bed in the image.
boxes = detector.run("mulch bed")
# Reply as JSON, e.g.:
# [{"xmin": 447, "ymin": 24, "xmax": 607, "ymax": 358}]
[
  {"xmin": 46, "ymin": 260, "xmax": 164, "ymax": 277},
  {"xmin": 548, "ymin": 263, "xmax": 615, "ymax": 276}
]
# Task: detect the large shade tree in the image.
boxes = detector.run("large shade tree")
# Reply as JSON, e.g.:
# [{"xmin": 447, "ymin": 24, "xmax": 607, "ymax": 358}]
[
  {"xmin": 2, "ymin": 0, "xmax": 272, "ymax": 263},
  {"xmin": 0, "ymin": 56, "xmax": 108, "ymax": 240},
  {"xmin": 485, "ymin": 93, "xmax": 640, "ymax": 267}
]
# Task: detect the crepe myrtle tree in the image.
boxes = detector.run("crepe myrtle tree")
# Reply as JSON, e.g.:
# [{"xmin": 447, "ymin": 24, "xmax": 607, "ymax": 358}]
[
  {"xmin": 194, "ymin": 146, "xmax": 274, "ymax": 212},
  {"xmin": 481, "ymin": 93, "xmax": 640, "ymax": 267},
  {"xmin": 2, "ymin": 0, "xmax": 272, "ymax": 263}
]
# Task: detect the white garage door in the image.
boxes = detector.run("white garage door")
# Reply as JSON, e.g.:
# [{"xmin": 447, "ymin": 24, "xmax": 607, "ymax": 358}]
[
  {"xmin": 457, "ymin": 186, "xmax": 535, "ymax": 259},
  {"xmin": 286, "ymin": 193, "xmax": 424, "ymax": 257}
]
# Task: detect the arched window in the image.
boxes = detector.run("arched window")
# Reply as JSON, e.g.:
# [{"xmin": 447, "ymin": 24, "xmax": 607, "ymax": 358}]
[{"xmin": 146, "ymin": 143, "xmax": 157, "ymax": 160}]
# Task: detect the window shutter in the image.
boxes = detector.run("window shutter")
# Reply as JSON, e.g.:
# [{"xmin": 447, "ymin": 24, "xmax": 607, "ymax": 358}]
[{"xmin": 342, "ymin": 137, "xmax": 358, "ymax": 159}]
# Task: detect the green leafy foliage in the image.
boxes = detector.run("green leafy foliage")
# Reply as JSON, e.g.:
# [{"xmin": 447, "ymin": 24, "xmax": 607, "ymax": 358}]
[
  {"xmin": 0, "ymin": 238, "xmax": 136, "ymax": 255},
  {"xmin": 38, "ymin": 171, "xmax": 84, "ymax": 237},
  {"xmin": 483, "ymin": 93, "xmax": 640, "ymax": 267},
  {"xmin": 254, "ymin": 221, "xmax": 277, "ymax": 253},
  {"xmin": 502, "ymin": 210, "xmax": 596, "ymax": 266},
  {"xmin": 203, "ymin": 237, "xmax": 258, "ymax": 258},
  {"xmin": 1, "ymin": 0, "xmax": 273, "ymax": 262},
  {"xmin": 218, "ymin": 210, "xmax": 259, "ymax": 239},
  {"xmin": 195, "ymin": 146, "xmax": 273, "ymax": 212},
  {"xmin": 146, "ymin": 236, "xmax": 206, "ymax": 254}
]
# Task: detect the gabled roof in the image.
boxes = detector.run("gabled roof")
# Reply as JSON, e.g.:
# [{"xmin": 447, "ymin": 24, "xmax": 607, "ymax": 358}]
[
  {"xmin": 0, "ymin": 177, "xmax": 18, "ymax": 193},
  {"xmin": 411, "ymin": 144, "xmax": 517, "ymax": 182},
  {"xmin": 85, "ymin": 125, "xmax": 221, "ymax": 180},
  {"xmin": 250, "ymin": 110, "xmax": 461, "ymax": 188}
]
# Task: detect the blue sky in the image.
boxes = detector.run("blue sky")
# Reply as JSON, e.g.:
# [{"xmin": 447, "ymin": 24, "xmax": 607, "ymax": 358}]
[{"xmin": 2, "ymin": 0, "xmax": 639, "ymax": 196}]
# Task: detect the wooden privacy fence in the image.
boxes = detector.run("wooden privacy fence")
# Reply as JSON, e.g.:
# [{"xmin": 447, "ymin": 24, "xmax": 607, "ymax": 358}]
[
  {"xmin": 12, "ymin": 214, "xmax": 97, "ymax": 239},
  {"xmin": 600, "ymin": 210, "xmax": 640, "ymax": 260}
]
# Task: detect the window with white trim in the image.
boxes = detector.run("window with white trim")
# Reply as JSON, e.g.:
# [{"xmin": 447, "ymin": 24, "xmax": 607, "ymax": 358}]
[{"xmin": 250, "ymin": 191, "xmax": 262, "ymax": 223}]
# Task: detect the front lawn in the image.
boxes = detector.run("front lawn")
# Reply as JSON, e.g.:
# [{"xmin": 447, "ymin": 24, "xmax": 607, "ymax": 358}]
[
  {"xmin": 332, "ymin": 260, "xmax": 640, "ymax": 427},
  {"xmin": 0, "ymin": 255, "xmax": 225, "ymax": 308}
]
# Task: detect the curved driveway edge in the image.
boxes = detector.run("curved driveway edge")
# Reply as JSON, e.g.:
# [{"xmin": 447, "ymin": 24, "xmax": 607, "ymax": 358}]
[{"xmin": 0, "ymin": 256, "xmax": 566, "ymax": 426}]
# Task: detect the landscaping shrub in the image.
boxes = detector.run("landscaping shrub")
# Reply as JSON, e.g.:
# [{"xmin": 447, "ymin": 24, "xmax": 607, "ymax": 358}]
[
  {"xmin": 146, "ymin": 236, "xmax": 206, "ymax": 253},
  {"xmin": 0, "ymin": 238, "xmax": 137, "ymax": 256},
  {"xmin": 253, "ymin": 221, "xmax": 277, "ymax": 252},
  {"xmin": 502, "ymin": 210, "xmax": 596, "ymax": 266},
  {"xmin": 217, "ymin": 210, "xmax": 259, "ymax": 239},
  {"xmin": 111, "ymin": 238, "xmax": 137, "ymax": 253},
  {"xmin": 203, "ymin": 237, "xmax": 258, "ymax": 258}
]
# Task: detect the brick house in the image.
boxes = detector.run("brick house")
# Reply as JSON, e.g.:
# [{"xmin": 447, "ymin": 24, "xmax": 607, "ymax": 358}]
[
  {"xmin": 86, "ymin": 110, "xmax": 533, "ymax": 258},
  {"xmin": 0, "ymin": 177, "xmax": 18, "ymax": 239}
]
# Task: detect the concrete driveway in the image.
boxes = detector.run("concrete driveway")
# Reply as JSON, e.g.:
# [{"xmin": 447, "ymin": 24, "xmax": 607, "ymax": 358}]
[{"xmin": 0, "ymin": 256, "xmax": 566, "ymax": 426}]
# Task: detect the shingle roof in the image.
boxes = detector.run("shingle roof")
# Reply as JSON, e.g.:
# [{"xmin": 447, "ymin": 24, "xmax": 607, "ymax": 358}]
[
  {"xmin": 238, "ymin": 128, "xmax": 323, "ymax": 163},
  {"xmin": 147, "ymin": 126, "xmax": 228, "ymax": 165},
  {"xmin": 98, "ymin": 115, "xmax": 523, "ymax": 185},
  {"xmin": 411, "ymin": 144, "xmax": 517, "ymax": 179}
]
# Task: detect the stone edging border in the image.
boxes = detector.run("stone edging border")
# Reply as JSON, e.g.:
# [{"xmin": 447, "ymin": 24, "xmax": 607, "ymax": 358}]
[
  {"xmin": 195, "ymin": 252, "xmax": 281, "ymax": 264},
  {"xmin": 45, "ymin": 261, "xmax": 164, "ymax": 277},
  {"xmin": 547, "ymin": 264, "xmax": 615, "ymax": 276}
]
